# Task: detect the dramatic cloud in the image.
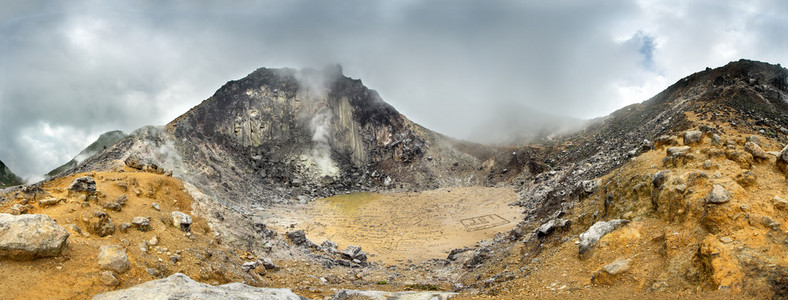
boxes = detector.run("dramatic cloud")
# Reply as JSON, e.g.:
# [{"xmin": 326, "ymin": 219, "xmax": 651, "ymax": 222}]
[{"xmin": 1, "ymin": 0, "xmax": 787, "ymax": 180}]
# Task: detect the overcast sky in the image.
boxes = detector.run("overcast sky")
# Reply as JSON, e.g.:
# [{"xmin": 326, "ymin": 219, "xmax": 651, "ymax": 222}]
[{"xmin": 1, "ymin": 0, "xmax": 787, "ymax": 181}]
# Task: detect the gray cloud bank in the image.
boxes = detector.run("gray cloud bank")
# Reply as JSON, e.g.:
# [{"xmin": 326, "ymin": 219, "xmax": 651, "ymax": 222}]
[{"xmin": 1, "ymin": 0, "xmax": 787, "ymax": 180}]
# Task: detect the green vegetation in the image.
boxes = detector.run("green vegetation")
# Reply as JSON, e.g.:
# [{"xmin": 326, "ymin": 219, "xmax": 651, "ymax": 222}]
[
  {"xmin": 405, "ymin": 284, "xmax": 439, "ymax": 291},
  {"xmin": 46, "ymin": 130, "xmax": 126, "ymax": 178},
  {"xmin": 0, "ymin": 160, "xmax": 23, "ymax": 188}
]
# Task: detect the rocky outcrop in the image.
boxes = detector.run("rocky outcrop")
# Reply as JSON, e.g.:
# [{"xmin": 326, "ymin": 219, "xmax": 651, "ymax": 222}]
[
  {"xmin": 92, "ymin": 273, "xmax": 302, "ymax": 300},
  {"xmin": 0, "ymin": 213, "xmax": 69, "ymax": 260}
]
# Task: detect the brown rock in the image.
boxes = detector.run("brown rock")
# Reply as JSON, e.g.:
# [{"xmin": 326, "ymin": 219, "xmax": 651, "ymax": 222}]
[
  {"xmin": 592, "ymin": 258, "xmax": 631, "ymax": 285},
  {"xmin": 725, "ymin": 149, "xmax": 753, "ymax": 169},
  {"xmin": 98, "ymin": 245, "xmax": 130, "ymax": 274},
  {"xmin": 84, "ymin": 211, "xmax": 115, "ymax": 237},
  {"xmin": 698, "ymin": 235, "xmax": 743, "ymax": 291},
  {"xmin": 744, "ymin": 142, "xmax": 768, "ymax": 161},
  {"xmin": 734, "ymin": 171, "xmax": 757, "ymax": 189},
  {"xmin": 100, "ymin": 271, "xmax": 120, "ymax": 287},
  {"xmin": 773, "ymin": 196, "xmax": 788, "ymax": 211}
]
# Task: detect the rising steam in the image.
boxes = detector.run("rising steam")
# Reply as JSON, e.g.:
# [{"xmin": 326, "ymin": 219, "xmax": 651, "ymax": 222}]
[{"xmin": 295, "ymin": 66, "xmax": 343, "ymax": 177}]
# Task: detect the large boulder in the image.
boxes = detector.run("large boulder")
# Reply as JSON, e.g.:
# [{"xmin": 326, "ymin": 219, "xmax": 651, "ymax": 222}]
[
  {"xmin": 92, "ymin": 273, "xmax": 302, "ymax": 300},
  {"xmin": 0, "ymin": 213, "xmax": 70, "ymax": 260},
  {"xmin": 578, "ymin": 219, "xmax": 629, "ymax": 255},
  {"xmin": 97, "ymin": 245, "xmax": 130, "ymax": 274}
]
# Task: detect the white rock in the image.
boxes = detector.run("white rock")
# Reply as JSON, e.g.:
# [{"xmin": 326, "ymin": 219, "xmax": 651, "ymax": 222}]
[
  {"xmin": 578, "ymin": 219, "xmax": 629, "ymax": 254},
  {"xmin": 0, "ymin": 213, "xmax": 69, "ymax": 260},
  {"xmin": 93, "ymin": 273, "xmax": 302, "ymax": 300}
]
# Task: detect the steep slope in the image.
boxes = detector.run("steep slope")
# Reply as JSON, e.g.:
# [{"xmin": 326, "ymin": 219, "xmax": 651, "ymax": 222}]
[
  {"xmin": 450, "ymin": 59, "xmax": 788, "ymax": 298},
  {"xmin": 74, "ymin": 65, "xmax": 543, "ymax": 210},
  {"xmin": 0, "ymin": 159, "xmax": 23, "ymax": 187},
  {"xmin": 46, "ymin": 130, "xmax": 126, "ymax": 178}
]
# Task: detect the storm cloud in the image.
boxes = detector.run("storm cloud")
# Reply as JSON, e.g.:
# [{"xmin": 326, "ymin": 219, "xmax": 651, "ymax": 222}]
[{"xmin": 1, "ymin": 0, "xmax": 787, "ymax": 180}]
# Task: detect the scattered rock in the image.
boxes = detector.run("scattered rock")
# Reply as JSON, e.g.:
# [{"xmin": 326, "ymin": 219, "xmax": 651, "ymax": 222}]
[
  {"xmin": 242, "ymin": 261, "xmax": 259, "ymax": 272},
  {"xmin": 67, "ymin": 176, "xmax": 96, "ymax": 196},
  {"xmin": 321, "ymin": 240, "xmax": 338, "ymax": 254},
  {"xmin": 683, "ymin": 131, "xmax": 703, "ymax": 145},
  {"xmin": 260, "ymin": 257, "xmax": 277, "ymax": 270},
  {"xmin": 537, "ymin": 220, "xmax": 557, "ymax": 237},
  {"xmin": 667, "ymin": 146, "xmax": 691, "ymax": 156},
  {"xmin": 119, "ymin": 223, "xmax": 130, "ymax": 233},
  {"xmin": 746, "ymin": 135, "xmax": 761, "ymax": 146},
  {"xmin": 726, "ymin": 150, "xmax": 753, "ymax": 169},
  {"xmin": 777, "ymin": 145, "xmax": 788, "ymax": 175},
  {"xmin": 706, "ymin": 184, "xmax": 731, "ymax": 204},
  {"xmin": 0, "ymin": 213, "xmax": 70, "ymax": 260},
  {"xmin": 152, "ymin": 203, "xmax": 160, "ymax": 211},
  {"xmin": 285, "ymin": 230, "xmax": 314, "ymax": 247},
  {"xmin": 711, "ymin": 134, "xmax": 723, "ymax": 146},
  {"xmin": 84, "ymin": 211, "xmax": 115, "ymax": 237},
  {"xmin": 93, "ymin": 273, "xmax": 302, "ymax": 300},
  {"xmin": 148, "ymin": 236, "xmax": 159, "ymax": 246},
  {"xmin": 654, "ymin": 135, "xmax": 678, "ymax": 148},
  {"xmin": 124, "ymin": 156, "xmax": 144, "ymax": 170},
  {"xmin": 170, "ymin": 211, "xmax": 192, "ymax": 232},
  {"xmin": 734, "ymin": 171, "xmax": 757, "ymax": 188},
  {"xmin": 744, "ymin": 142, "xmax": 768, "ymax": 160},
  {"xmin": 100, "ymin": 271, "xmax": 120, "ymax": 287},
  {"xmin": 773, "ymin": 196, "xmax": 788, "ymax": 211},
  {"xmin": 131, "ymin": 217, "xmax": 151, "ymax": 231},
  {"xmin": 38, "ymin": 198, "xmax": 61, "ymax": 207},
  {"xmin": 578, "ymin": 219, "xmax": 629, "ymax": 255},
  {"xmin": 10, "ymin": 204, "xmax": 33, "ymax": 215},
  {"xmin": 114, "ymin": 195, "xmax": 127, "ymax": 206},
  {"xmin": 652, "ymin": 170, "xmax": 670, "ymax": 188},
  {"xmin": 341, "ymin": 245, "xmax": 368, "ymax": 263},
  {"xmin": 719, "ymin": 236, "xmax": 734, "ymax": 244},
  {"xmin": 97, "ymin": 245, "xmax": 130, "ymax": 274},
  {"xmin": 102, "ymin": 202, "xmax": 122, "ymax": 212},
  {"xmin": 592, "ymin": 258, "xmax": 631, "ymax": 285}
]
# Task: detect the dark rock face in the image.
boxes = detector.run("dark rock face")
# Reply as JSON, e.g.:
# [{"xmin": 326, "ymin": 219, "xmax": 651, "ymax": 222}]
[
  {"xmin": 73, "ymin": 66, "xmax": 541, "ymax": 213},
  {"xmin": 0, "ymin": 160, "xmax": 23, "ymax": 188}
]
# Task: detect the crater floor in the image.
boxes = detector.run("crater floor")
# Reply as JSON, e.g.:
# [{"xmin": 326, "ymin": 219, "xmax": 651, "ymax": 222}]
[{"xmin": 261, "ymin": 187, "xmax": 523, "ymax": 264}]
